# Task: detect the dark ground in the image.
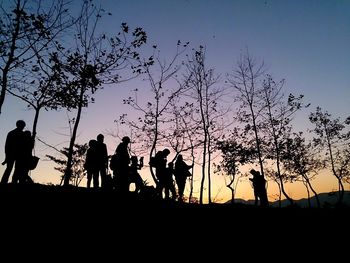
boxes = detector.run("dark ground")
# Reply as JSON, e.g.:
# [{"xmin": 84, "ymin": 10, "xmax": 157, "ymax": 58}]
[
  {"xmin": 1, "ymin": 183, "xmax": 348, "ymax": 223},
  {"xmin": 0, "ymin": 183, "xmax": 348, "ymax": 257}
]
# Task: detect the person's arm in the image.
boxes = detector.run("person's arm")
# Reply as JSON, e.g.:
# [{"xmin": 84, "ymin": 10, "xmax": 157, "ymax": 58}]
[
  {"xmin": 186, "ymin": 161, "xmax": 193, "ymax": 170},
  {"xmin": 103, "ymin": 144, "xmax": 108, "ymax": 166},
  {"xmin": 4, "ymin": 132, "xmax": 11, "ymax": 155}
]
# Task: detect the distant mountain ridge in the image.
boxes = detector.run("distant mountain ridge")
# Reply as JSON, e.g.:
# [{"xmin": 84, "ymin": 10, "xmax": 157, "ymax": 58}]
[{"xmin": 230, "ymin": 191, "xmax": 350, "ymax": 208}]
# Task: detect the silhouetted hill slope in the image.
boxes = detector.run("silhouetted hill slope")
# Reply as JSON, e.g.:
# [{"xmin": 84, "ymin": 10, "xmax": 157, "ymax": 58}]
[
  {"xmin": 231, "ymin": 191, "xmax": 350, "ymax": 208},
  {"xmin": 2, "ymin": 183, "xmax": 347, "ymax": 259},
  {"xmin": 2, "ymin": 183, "xmax": 349, "ymax": 210},
  {"xmin": 1, "ymin": 182, "xmax": 349, "ymax": 252}
]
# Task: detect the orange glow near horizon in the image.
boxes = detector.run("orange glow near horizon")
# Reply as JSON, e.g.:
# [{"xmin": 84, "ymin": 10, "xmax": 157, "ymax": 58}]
[{"xmin": 26, "ymin": 159, "xmax": 347, "ymax": 205}]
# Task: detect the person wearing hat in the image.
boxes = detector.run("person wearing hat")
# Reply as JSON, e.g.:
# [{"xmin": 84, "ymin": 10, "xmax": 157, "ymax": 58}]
[{"xmin": 113, "ymin": 136, "xmax": 131, "ymax": 193}]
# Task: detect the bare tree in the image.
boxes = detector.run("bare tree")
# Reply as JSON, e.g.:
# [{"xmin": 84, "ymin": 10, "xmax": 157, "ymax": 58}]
[
  {"xmin": 309, "ymin": 107, "xmax": 350, "ymax": 205},
  {"xmin": 258, "ymin": 75, "xmax": 309, "ymax": 205},
  {"xmin": 184, "ymin": 46, "xmax": 230, "ymax": 204},
  {"xmin": 58, "ymin": 1, "xmax": 147, "ymax": 185},
  {"xmin": 227, "ymin": 51, "xmax": 266, "ymax": 179},
  {"xmin": 120, "ymin": 42, "xmax": 188, "ymax": 186},
  {"xmin": 46, "ymin": 142, "xmax": 88, "ymax": 187},
  {"xmin": 165, "ymin": 97, "xmax": 202, "ymax": 202},
  {"xmin": 282, "ymin": 132, "xmax": 323, "ymax": 208},
  {"xmin": 7, "ymin": 49, "xmax": 69, "ymax": 142},
  {"xmin": 216, "ymin": 132, "xmax": 250, "ymax": 204},
  {"xmin": 0, "ymin": 0, "xmax": 72, "ymax": 115}
]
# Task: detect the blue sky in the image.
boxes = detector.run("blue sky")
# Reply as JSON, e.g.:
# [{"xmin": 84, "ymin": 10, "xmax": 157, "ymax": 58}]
[
  {"xmin": 0, "ymin": 0, "xmax": 349, "ymax": 201},
  {"xmin": 101, "ymin": 0, "xmax": 349, "ymax": 116}
]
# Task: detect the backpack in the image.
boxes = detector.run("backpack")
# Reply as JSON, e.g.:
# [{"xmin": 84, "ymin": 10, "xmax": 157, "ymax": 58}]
[
  {"xmin": 149, "ymin": 151, "xmax": 162, "ymax": 168},
  {"xmin": 109, "ymin": 154, "xmax": 119, "ymax": 170},
  {"xmin": 149, "ymin": 156, "xmax": 157, "ymax": 167}
]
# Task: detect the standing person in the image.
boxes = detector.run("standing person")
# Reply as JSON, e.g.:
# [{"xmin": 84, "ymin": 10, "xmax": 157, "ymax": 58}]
[
  {"xmin": 174, "ymin": 154, "xmax": 193, "ymax": 202},
  {"xmin": 249, "ymin": 169, "xmax": 269, "ymax": 207},
  {"xmin": 96, "ymin": 134, "xmax": 108, "ymax": 189},
  {"xmin": 84, "ymin": 139, "xmax": 99, "ymax": 188},
  {"xmin": 155, "ymin": 148, "xmax": 170, "ymax": 199},
  {"xmin": 113, "ymin": 136, "xmax": 131, "ymax": 194},
  {"xmin": 1, "ymin": 120, "xmax": 26, "ymax": 184},
  {"xmin": 129, "ymin": 156, "xmax": 144, "ymax": 194},
  {"xmin": 164, "ymin": 162, "xmax": 177, "ymax": 200},
  {"xmin": 12, "ymin": 130, "xmax": 34, "ymax": 184}
]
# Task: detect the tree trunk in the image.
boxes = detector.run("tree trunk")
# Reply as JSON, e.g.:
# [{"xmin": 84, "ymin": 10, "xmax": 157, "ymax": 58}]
[
  {"xmin": 207, "ymin": 134, "xmax": 212, "ymax": 204},
  {"xmin": 63, "ymin": 87, "xmax": 84, "ymax": 186},
  {"xmin": 0, "ymin": 1, "xmax": 21, "ymax": 115},
  {"xmin": 304, "ymin": 176, "xmax": 320, "ymax": 208},
  {"xmin": 325, "ymin": 124, "xmax": 344, "ymax": 205},
  {"xmin": 188, "ymin": 145, "xmax": 195, "ymax": 203},
  {"xmin": 32, "ymin": 107, "xmax": 41, "ymax": 142}
]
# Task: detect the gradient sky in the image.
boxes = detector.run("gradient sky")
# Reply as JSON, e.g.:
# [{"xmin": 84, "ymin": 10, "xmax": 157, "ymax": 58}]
[{"xmin": 0, "ymin": 0, "xmax": 349, "ymax": 203}]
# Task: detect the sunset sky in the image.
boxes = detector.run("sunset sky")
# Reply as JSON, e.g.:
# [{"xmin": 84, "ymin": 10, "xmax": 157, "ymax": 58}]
[{"xmin": 0, "ymin": 0, "xmax": 349, "ymax": 203}]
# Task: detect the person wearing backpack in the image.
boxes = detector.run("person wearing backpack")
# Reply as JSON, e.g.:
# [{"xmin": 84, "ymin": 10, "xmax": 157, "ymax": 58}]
[
  {"xmin": 129, "ymin": 156, "xmax": 144, "ymax": 194},
  {"xmin": 174, "ymin": 154, "xmax": 193, "ymax": 202}
]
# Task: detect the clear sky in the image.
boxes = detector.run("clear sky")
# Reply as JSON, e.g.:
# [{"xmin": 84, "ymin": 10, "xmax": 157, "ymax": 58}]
[{"xmin": 0, "ymin": 0, "xmax": 349, "ymax": 203}]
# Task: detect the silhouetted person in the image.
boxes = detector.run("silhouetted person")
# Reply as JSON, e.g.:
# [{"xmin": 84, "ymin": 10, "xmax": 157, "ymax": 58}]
[
  {"xmin": 84, "ymin": 139, "xmax": 99, "ymax": 188},
  {"xmin": 249, "ymin": 169, "xmax": 269, "ymax": 207},
  {"xmin": 12, "ymin": 130, "xmax": 34, "ymax": 184},
  {"xmin": 1, "ymin": 120, "xmax": 26, "ymax": 184},
  {"xmin": 155, "ymin": 148, "xmax": 170, "ymax": 199},
  {"xmin": 174, "ymin": 154, "xmax": 193, "ymax": 202},
  {"xmin": 113, "ymin": 136, "xmax": 131, "ymax": 193},
  {"xmin": 96, "ymin": 134, "xmax": 108, "ymax": 188},
  {"xmin": 129, "ymin": 156, "xmax": 144, "ymax": 194},
  {"xmin": 164, "ymin": 162, "xmax": 177, "ymax": 200}
]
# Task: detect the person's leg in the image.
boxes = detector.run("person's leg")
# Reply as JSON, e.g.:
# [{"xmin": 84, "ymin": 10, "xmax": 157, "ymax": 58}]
[
  {"xmin": 134, "ymin": 174, "xmax": 143, "ymax": 193},
  {"xmin": 254, "ymin": 190, "xmax": 259, "ymax": 206},
  {"xmin": 1, "ymin": 158, "xmax": 15, "ymax": 184},
  {"xmin": 100, "ymin": 167, "xmax": 107, "ymax": 188},
  {"xmin": 87, "ymin": 170, "xmax": 92, "ymax": 188},
  {"xmin": 177, "ymin": 178, "xmax": 186, "ymax": 201},
  {"xmin": 93, "ymin": 170, "xmax": 99, "ymax": 188}
]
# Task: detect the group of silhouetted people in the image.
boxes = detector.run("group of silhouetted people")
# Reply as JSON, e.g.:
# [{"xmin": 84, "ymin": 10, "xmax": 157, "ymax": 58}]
[
  {"xmin": 1, "ymin": 120, "xmax": 35, "ymax": 185},
  {"xmin": 2, "ymin": 120, "xmax": 269, "ymax": 206},
  {"xmin": 105, "ymin": 137, "xmax": 194, "ymax": 201},
  {"xmin": 84, "ymin": 134, "xmax": 109, "ymax": 189},
  {"xmin": 150, "ymin": 148, "xmax": 193, "ymax": 201},
  {"xmin": 0, "ymin": 121, "xmax": 195, "ymax": 201}
]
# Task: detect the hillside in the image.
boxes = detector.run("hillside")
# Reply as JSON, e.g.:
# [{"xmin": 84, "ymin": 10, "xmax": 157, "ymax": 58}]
[
  {"xmin": 1, "ymin": 183, "xmax": 349, "ymax": 212},
  {"xmin": 231, "ymin": 191, "xmax": 350, "ymax": 208},
  {"xmin": 0, "ymin": 183, "xmax": 349, "ymax": 240}
]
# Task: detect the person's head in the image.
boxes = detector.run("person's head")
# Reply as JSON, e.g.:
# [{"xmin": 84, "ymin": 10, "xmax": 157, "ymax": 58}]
[
  {"xmin": 131, "ymin": 156, "xmax": 138, "ymax": 164},
  {"xmin": 250, "ymin": 169, "xmax": 260, "ymax": 177},
  {"xmin": 23, "ymin": 130, "xmax": 31, "ymax": 137},
  {"xmin": 97, "ymin": 134, "xmax": 104, "ymax": 142},
  {"xmin": 89, "ymin": 139, "xmax": 97, "ymax": 147},
  {"xmin": 168, "ymin": 162, "xmax": 174, "ymax": 169},
  {"xmin": 122, "ymin": 136, "xmax": 130, "ymax": 144},
  {"xmin": 16, "ymin": 120, "xmax": 26, "ymax": 130},
  {"xmin": 162, "ymin": 148, "xmax": 170, "ymax": 157},
  {"xmin": 177, "ymin": 154, "xmax": 183, "ymax": 161}
]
